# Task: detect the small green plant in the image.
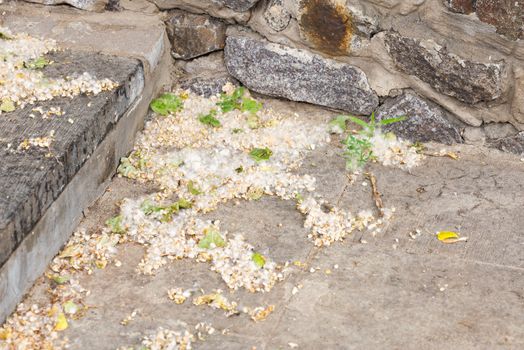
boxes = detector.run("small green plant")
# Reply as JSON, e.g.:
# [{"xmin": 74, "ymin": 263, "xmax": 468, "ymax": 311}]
[
  {"xmin": 198, "ymin": 109, "xmax": 221, "ymax": 127},
  {"xmin": 187, "ymin": 180, "xmax": 203, "ymax": 195},
  {"xmin": 198, "ymin": 229, "xmax": 226, "ymax": 249},
  {"xmin": 217, "ymin": 86, "xmax": 262, "ymax": 114},
  {"xmin": 106, "ymin": 215, "xmax": 125, "ymax": 234},
  {"xmin": 335, "ymin": 112, "xmax": 406, "ymax": 171},
  {"xmin": 150, "ymin": 93, "xmax": 184, "ymax": 116},
  {"xmin": 140, "ymin": 198, "xmax": 192, "ymax": 222},
  {"xmin": 249, "ymin": 147, "xmax": 273, "ymax": 162},
  {"xmin": 24, "ymin": 57, "xmax": 50, "ymax": 70}
]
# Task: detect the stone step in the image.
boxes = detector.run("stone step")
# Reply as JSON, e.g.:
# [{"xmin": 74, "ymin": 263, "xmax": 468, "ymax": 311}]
[{"xmin": 0, "ymin": 2, "xmax": 170, "ymax": 323}]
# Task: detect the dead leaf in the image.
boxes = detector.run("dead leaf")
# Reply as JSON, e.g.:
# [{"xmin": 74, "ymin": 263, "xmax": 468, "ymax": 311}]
[
  {"xmin": 437, "ymin": 231, "xmax": 468, "ymax": 244},
  {"xmin": 54, "ymin": 312, "xmax": 68, "ymax": 331},
  {"xmin": 250, "ymin": 305, "xmax": 275, "ymax": 322}
]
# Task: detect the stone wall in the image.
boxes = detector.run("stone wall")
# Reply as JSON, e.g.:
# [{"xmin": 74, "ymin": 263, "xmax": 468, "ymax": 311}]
[{"xmin": 25, "ymin": 0, "xmax": 524, "ymax": 152}]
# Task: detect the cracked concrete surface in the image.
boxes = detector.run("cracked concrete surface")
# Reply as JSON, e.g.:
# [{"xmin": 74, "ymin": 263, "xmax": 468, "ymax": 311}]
[{"xmin": 14, "ymin": 97, "xmax": 524, "ymax": 349}]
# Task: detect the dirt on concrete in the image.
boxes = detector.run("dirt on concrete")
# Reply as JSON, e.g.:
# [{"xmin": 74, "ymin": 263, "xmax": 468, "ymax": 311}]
[{"xmin": 11, "ymin": 97, "xmax": 524, "ymax": 350}]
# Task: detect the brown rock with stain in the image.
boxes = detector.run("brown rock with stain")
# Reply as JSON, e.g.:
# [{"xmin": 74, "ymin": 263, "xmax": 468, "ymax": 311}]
[
  {"xmin": 298, "ymin": 0, "xmax": 354, "ymax": 56},
  {"xmin": 442, "ymin": 0, "xmax": 475, "ymax": 14},
  {"xmin": 476, "ymin": 0, "xmax": 523, "ymax": 40},
  {"xmin": 166, "ymin": 10, "xmax": 227, "ymax": 60}
]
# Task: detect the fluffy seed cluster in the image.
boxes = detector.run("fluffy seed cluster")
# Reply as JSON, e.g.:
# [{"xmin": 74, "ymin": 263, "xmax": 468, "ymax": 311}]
[
  {"xmin": 140, "ymin": 327, "xmax": 194, "ymax": 350},
  {"xmin": 113, "ymin": 87, "xmax": 403, "ymax": 291},
  {"xmin": 0, "ymin": 27, "xmax": 118, "ymax": 112},
  {"xmin": 371, "ymin": 132, "xmax": 423, "ymax": 170}
]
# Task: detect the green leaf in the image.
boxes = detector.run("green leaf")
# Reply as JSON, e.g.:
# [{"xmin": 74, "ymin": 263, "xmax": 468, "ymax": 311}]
[
  {"xmin": 343, "ymin": 134, "xmax": 373, "ymax": 171},
  {"xmin": 150, "ymin": 93, "xmax": 184, "ymax": 116},
  {"xmin": 63, "ymin": 301, "xmax": 79, "ymax": 315},
  {"xmin": 252, "ymin": 252, "xmax": 266, "ymax": 268},
  {"xmin": 198, "ymin": 229, "xmax": 226, "ymax": 249},
  {"xmin": 231, "ymin": 87, "xmax": 245, "ymax": 100},
  {"xmin": 232, "ymin": 128, "xmax": 244, "ymax": 134},
  {"xmin": 217, "ymin": 98, "xmax": 237, "ymax": 113},
  {"xmin": 117, "ymin": 157, "xmax": 138, "ymax": 178},
  {"xmin": 199, "ymin": 110, "xmax": 221, "ymax": 128},
  {"xmin": 241, "ymin": 97, "xmax": 262, "ymax": 114},
  {"xmin": 106, "ymin": 215, "xmax": 125, "ymax": 234},
  {"xmin": 177, "ymin": 198, "xmax": 192, "ymax": 209},
  {"xmin": 380, "ymin": 116, "xmax": 406, "ymax": 125},
  {"xmin": 217, "ymin": 87, "xmax": 247, "ymax": 113},
  {"xmin": 328, "ymin": 115, "xmax": 351, "ymax": 134},
  {"xmin": 51, "ymin": 275, "xmax": 70, "ymax": 285},
  {"xmin": 159, "ymin": 199, "xmax": 192, "ymax": 222},
  {"xmin": 140, "ymin": 199, "xmax": 164, "ymax": 215},
  {"xmin": 1, "ymin": 99, "xmax": 15, "ymax": 113},
  {"xmin": 187, "ymin": 180, "xmax": 203, "ymax": 195},
  {"xmin": 24, "ymin": 57, "xmax": 50, "ymax": 70},
  {"xmin": 249, "ymin": 147, "xmax": 273, "ymax": 162}
]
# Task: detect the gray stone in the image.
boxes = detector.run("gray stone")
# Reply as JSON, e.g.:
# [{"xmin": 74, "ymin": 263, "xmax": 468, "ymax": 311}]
[
  {"xmin": 375, "ymin": 90, "xmax": 463, "ymax": 144},
  {"xmin": 0, "ymin": 50, "xmax": 143, "ymax": 270},
  {"xmin": 463, "ymin": 126, "xmax": 486, "ymax": 145},
  {"xmin": 264, "ymin": 0, "xmax": 291, "ymax": 32},
  {"xmin": 221, "ymin": 0, "xmax": 260, "ymax": 12},
  {"xmin": 151, "ymin": 0, "xmax": 251, "ymax": 23},
  {"xmin": 487, "ymin": 132, "xmax": 524, "ymax": 155},
  {"xmin": 179, "ymin": 76, "xmax": 239, "ymax": 97},
  {"xmin": 483, "ymin": 122, "xmax": 518, "ymax": 140},
  {"xmin": 24, "ymin": 0, "xmax": 109, "ymax": 11},
  {"xmin": 152, "ymin": 0, "xmax": 258, "ymax": 15},
  {"xmin": 224, "ymin": 34, "xmax": 379, "ymax": 115},
  {"xmin": 166, "ymin": 10, "xmax": 227, "ymax": 60},
  {"xmin": 384, "ymin": 31, "xmax": 508, "ymax": 105}
]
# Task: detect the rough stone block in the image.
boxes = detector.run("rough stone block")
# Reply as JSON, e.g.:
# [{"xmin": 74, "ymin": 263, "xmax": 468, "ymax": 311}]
[
  {"xmin": 375, "ymin": 90, "xmax": 463, "ymax": 144},
  {"xmin": 224, "ymin": 34, "xmax": 379, "ymax": 115},
  {"xmin": 151, "ymin": 0, "xmax": 256, "ymax": 22},
  {"xmin": 166, "ymin": 10, "xmax": 227, "ymax": 60},
  {"xmin": 384, "ymin": 31, "xmax": 508, "ymax": 105},
  {"xmin": 24, "ymin": 0, "xmax": 109, "ymax": 11},
  {"xmin": 477, "ymin": 0, "xmax": 523, "ymax": 40},
  {"xmin": 0, "ymin": 50, "xmax": 143, "ymax": 269},
  {"xmin": 221, "ymin": 0, "xmax": 260, "ymax": 12},
  {"xmin": 484, "ymin": 122, "xmax": 518, "ymax": 140},
  {"xmin": 487, "ymin": 132, "xmax": 524, "ymax": 155}
]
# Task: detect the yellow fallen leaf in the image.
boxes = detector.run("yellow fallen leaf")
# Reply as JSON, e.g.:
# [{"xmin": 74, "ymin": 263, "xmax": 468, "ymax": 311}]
[
  {"xmin": 444, "ymin": 151, "xmax": 459, "ymax": 160},
  {"xmin": 0, "ymin": 326, "xmax": 12, "ymax": 340},
  {"xmin": 54, "ymin": 312, "xmax": 68, "ymax": 331},
  {"xmin": 437, "ymin": 231, "xmax": 468, "ymax": 244},
  {"xmin": 59, "ymin": 244, "xmax": 82, "ymax": 258}
]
